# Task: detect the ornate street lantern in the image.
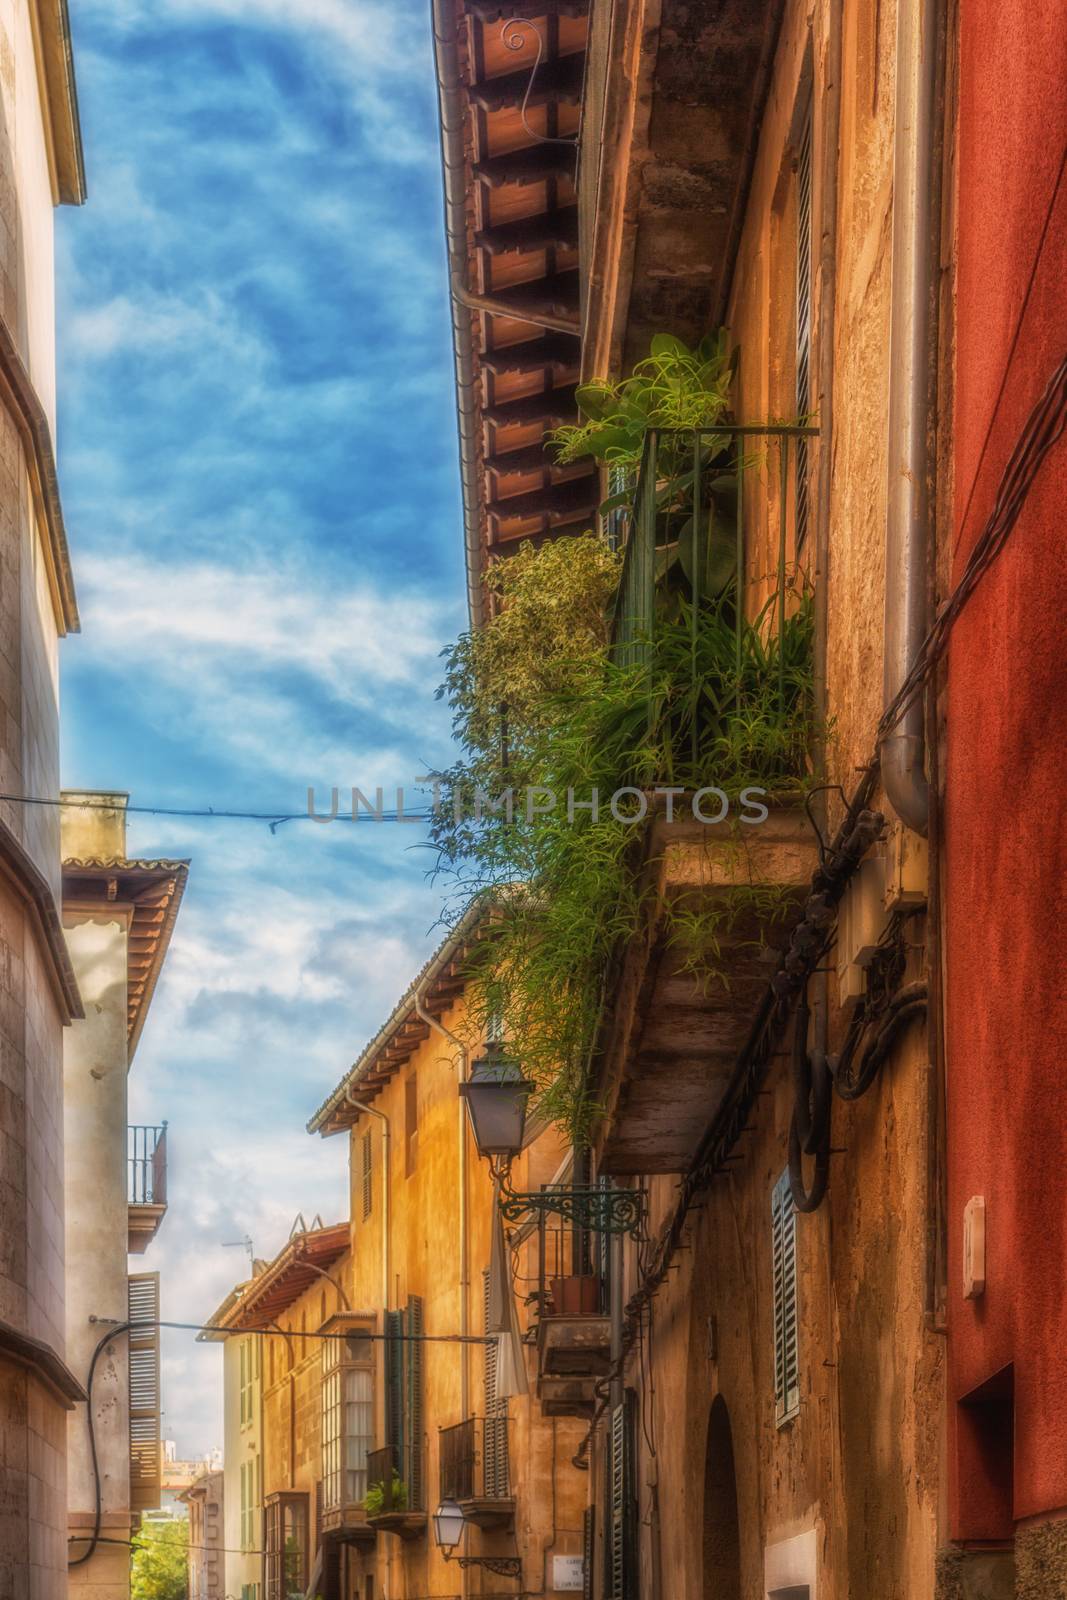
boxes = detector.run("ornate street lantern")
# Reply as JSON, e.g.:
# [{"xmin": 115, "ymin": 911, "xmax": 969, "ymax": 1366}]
[
  {"xmin": 432, "ymin": 1498, "xmax": 466, "ymax": 1554},
  {"xmin": 459, "ymin": 1043, "xmax": 535, "ymax": 1163}
]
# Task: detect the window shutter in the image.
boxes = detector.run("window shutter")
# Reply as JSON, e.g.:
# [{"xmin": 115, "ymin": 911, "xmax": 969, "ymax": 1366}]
[
  {"xmin": 482, "ymin": 1269, "xmax": 509, "ymax": 1496},
  {"xmin": 128, "ymin": 1272, "xmax": 162, "ymax": 1515},
  {"xmin": 361, "ymin": 1129, "xmax": 373, "ymax": 1219},
  {"xmin": 405, "ymin": 1295, "xmax": 424, "ymax": 1511},
  {"xmin": 795, "ymin": 102, "xmax": 813, "ymax": 549},
  {"xmin": 607, "ymin": 1393, "xmax": 637, "ymax": 1600},
  {"xmin": 582, "ymin": 1505, "xmax": 596, "ymax": 1600},
  {"xmin": 772, "ymin": 1170, "xmax": 800, "ymax": 1422},
  {"xmin": 385, "ymin": 1309, "xmax": 404, "ymax": 1469}
]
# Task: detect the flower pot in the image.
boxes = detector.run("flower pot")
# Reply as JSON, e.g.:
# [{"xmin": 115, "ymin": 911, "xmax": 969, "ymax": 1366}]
[{"xmin": 549, "ymin": 1274, "xmax": 602, "ymax": 1316}]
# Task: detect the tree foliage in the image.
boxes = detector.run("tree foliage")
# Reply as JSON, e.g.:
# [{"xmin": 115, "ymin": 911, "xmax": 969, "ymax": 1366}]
[{"xmin": 130, "ymin": 1518, "xmax": 188, "ymax": 1600}]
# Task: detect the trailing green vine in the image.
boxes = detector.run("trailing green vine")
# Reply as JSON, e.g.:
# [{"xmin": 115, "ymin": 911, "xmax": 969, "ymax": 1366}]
[
  {"xmin": 432, "ymin": 572, "xmax": 819, "ymax": 1138},
  {"xmin": 429, "ymin": 333, "xmax": 821, "ymax": 1139}
]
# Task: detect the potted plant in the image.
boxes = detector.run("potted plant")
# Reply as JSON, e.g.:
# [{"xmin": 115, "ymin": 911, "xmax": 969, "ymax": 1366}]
[
  {"xmin": 548, "ymin": 1273, "xmax": 602, "ymax": 1316},
  {"xmin": 364, "ymin": 1472, "xmax": 408, "ymax": 1517}
]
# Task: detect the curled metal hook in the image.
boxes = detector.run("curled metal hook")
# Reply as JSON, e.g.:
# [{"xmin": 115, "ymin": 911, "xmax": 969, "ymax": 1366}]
[{"xmin": 501, "ymin": 17, "xmax": 579, "ymax": 148}]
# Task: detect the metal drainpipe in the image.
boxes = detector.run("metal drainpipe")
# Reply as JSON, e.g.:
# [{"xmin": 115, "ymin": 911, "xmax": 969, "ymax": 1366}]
[
  {"xmin": 414, "ymin": 992, "xmax": 471, "ymax": 1427},
  {"xmin": 881, "ymin": 0, "xmax": 938, "ymax": 836},
  {"xmin": 609, "ymin": 1230, "xmax": 623, "ymax": 1413},
  {"xmin": 345, "ymin": 1093, "xmax": 390, "ymax": 1314}
]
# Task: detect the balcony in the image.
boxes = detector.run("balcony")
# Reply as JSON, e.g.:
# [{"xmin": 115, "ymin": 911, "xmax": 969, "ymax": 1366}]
[
  {"xmin": 128, "ymin": 1123, "xmax": 168, "ymax": 1253},
  {"xmin": 528, "ymin": 1202, "xmax": 612, "ymax": 1419},
  {"xmin": 592, "ymin": 424, "xmax": 821, "ymax": 1175},
  {"xmin": 365, "ymin": 1445, "xmax": 425, "ymax": 1541},
  {"xmin": 439, "ymin": 1416, "xmax": 514, "ymax": 1530}
]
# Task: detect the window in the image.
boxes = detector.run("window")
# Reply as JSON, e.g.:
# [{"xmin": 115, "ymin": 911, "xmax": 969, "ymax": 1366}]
[
  {"xmin": 266, "ymin": 1492, "xmax": 309, "ymax": 1600},
  {"xmin": 404, "ymin": 1074, "xmax": 419, "ymax": 1176},
  {"xmin": 240, "ymin": 1461, "xmax": 251, "ymax": 1551},
  {"xmin": 321, "ymin": 1317, "xmax": 375, "ymax": 1512},
  {"xmin": 385, "ymin": 1296, "xmax": 425, "ymax": 1510},
  {"xmin": 361, "ymin": 1128, "xmax": 373, "ymax": 1219},
  {"xmin": 483, "ymin": 1269, "xmax": 509, "ymax": 1496},
  {"xmin": 239, "ymin": 1337, "xmax": 253, "ymax": 1426},
  {"xmin": 240, "ymin": 1454, "xmax": 263, "ymax": 1552},
  {"xmin": 794, "ymin": 95, "xmax": 813, "ymax": 549},
  {"xmin": 772, "ymin": 1170, "xmax": 800, "ymax": 1423}
]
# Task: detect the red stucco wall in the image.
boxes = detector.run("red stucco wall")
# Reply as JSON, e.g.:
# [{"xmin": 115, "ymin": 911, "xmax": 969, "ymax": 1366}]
[{"xmin": 945, "ymin": 0, "xmax": 1067, "ymax": 1539}]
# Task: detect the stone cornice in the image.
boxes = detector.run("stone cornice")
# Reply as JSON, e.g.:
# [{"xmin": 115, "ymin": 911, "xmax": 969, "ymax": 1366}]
[
  {"xmin": 0, "ymin": 1317, "xmax": 86, "ymax": 1408},
  {"xmin": 0, "ymin": 819, "xmax": 82, "ymax": 1022},
  {"xmin": 0, "ymin": 315, "xmax": 79, "ymax": 635}
]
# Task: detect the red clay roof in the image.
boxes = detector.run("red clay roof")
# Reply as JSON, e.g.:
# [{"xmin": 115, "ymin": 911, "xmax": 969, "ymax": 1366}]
[{"xmin": 217, "ymin": 1224, "xmax": 350, "ymax": 1332}]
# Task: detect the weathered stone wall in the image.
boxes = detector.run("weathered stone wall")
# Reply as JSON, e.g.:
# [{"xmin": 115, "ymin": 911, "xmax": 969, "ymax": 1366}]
[
  {"xmin": 0, "ymin": 0, "xmax": 78, "ymax": 1594},
  {"xmin": 63, "ymin": 911, "xmax": 131, "ymax": 1597}
]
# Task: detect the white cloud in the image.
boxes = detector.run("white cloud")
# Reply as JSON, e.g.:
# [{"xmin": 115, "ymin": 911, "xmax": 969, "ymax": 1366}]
[
  {"xmin": 65, "ymin": 288, "xmax": 269, "ymax": 365},
  {"xmin": 72, "ymin": 553, "xmax": 453, "ymax": 779}
]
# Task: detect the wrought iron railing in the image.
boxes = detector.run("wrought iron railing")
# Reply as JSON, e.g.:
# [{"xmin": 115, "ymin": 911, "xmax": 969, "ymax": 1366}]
[
  {"xmin": 128, "ymin": 1123, "xmax": 167, "ymax": 1206},
  {"xmin": 439, "ymin": 1415, "xmax": 511, "ymax": 1502},
  {"xmin": 366, "ymin": 1444, "xmax": 421, "ymax": 1515},
  {"xmin": 610, "ymin": 423, "xmax": 819, "ymax": 721},
  {"xmin": 530, "ymin": 1184, "xmax": 611, "ymax": 1323}
]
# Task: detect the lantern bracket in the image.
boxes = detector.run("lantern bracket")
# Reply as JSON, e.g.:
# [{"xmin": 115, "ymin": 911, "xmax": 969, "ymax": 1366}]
[{"xmin": 493, "ymin": 1172, "xmax": 647, "ymax": 1238}]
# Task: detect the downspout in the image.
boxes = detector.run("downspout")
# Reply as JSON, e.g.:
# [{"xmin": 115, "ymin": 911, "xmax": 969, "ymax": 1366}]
[
  {"xmin": 345, "ymin": 1094, "xmax": 390, "ymax": 1314},
  {"xmin": 432, "ymin": 0, "xmax": 485, "ymax": 627},
  {"xmin": 413, "ymin": 992, "xmax": 471, "ymax": 1427},
  {"xmin": 345, "ymin": 1094, "xmax": 393, "ymax": 1594},
  {"xmin": 813, "ymin": 0, "xmax": 845, "ymax": 1573},
  {"xmin": 881, "ymin": 0, "xmax": 939, "ymax": 836},
  {"xmin": 451, "ymin": 276, "xmax": 580, "ymax": 336},
  {"xmin": 414, "ymin": 991, "xmax": 470, "ymax": 1600}
]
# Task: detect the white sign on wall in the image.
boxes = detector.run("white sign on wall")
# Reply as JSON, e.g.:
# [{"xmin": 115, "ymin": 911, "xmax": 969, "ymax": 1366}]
[{"xmin": 552, "ymin": 1553, "xmax": 585, "ymax": 1591}]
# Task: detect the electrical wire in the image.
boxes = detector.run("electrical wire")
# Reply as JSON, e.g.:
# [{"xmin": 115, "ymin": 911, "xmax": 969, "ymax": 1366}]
[
  {"xmin": 68, "ymin": 1321, "xmax": 131, "ymax": 1568},
  {"xmin": 0, "ymin": 791, "xmax": 435, "ymax": 832},
  {"xmin": 90, "ymin": 1316, "xmax": 492, "ymax": 1344}
]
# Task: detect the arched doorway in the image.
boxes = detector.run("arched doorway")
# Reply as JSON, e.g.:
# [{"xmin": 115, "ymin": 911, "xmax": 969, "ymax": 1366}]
[{"xmin": 703, "ymin": 1394, "xmax": 742, "ymax": 1599}]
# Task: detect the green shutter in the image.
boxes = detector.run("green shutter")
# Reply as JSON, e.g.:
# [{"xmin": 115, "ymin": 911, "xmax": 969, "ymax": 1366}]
[
  {"xmin": 385, "ymin": 1309, "xmax": 404, "ymax": 1471},
  {"xmin": 608, "ymin": 1394, "xmax": 637, "ymax": 1600},
  {"xmin": 772, "ymin": 1169, "xmax": 800, "ymax": 1421},
  {"xmin": 405, "ymin": 1295, "xmax": 424, "ymax": 1511},
  {"xmin": 582, "ymin": 1505, "xmax": 595, "ymax": 1600}
]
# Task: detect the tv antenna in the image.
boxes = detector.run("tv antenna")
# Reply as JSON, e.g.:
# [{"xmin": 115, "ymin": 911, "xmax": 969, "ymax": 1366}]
[{"xmin": 221, "ymin": 1235, "xmax": 254, "ymax": 1272}]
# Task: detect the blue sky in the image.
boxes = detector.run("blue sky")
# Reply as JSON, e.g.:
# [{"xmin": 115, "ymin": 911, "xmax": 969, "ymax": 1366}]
[{"xmin": 57, "ymin": 0, "xmax": 464, "ymax": 1454}]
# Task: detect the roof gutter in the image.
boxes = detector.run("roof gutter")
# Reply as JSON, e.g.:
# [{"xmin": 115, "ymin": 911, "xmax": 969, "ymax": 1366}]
[
  {"xmin": 881, "ymin": 0, "xmax": 939, "ymax": 836},
  {"xmin": 433, "ymin": 0, "xmax": 485, "ymax": 627}
]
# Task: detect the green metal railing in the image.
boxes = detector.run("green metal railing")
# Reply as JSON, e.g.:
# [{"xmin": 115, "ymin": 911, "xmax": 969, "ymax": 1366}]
[{"xmin": 610, "ymin": 424, "xmax": 820, "ymax": 704}]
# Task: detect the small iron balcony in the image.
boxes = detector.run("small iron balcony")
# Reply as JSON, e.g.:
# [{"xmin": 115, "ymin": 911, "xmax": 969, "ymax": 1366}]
[
  {"xmin": 128, "ymin": 1123, "xmax": 168, "ymax": 1254},
  {"xmin": 365, "ymin": 1444, "xmax": 426, "ymax": 1541},
  {"xmin": 439, "ymin": 1416, "xmax": 514, "ymax": 1530},
  {"xmin": 530, "ymin": 1200, "xmax": 612, "ymax": 1419}
]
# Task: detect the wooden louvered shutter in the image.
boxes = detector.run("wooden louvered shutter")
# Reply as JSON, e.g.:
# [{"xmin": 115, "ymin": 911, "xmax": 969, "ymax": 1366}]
[
  {"xmin": 128, "ymin": 1272, "xmax": 162, "ymax": 1515},
  {"xmin": 361, "ymin": 1129, "xmax": 373, "ymax": 1219},
  {"xmin": 405, "ymin": 1296, "xmax": 424, "ymax": 1511},
  {"xmin": 385, "ymin": 1309, "xmax": 404, "ymax": 1467},
  {"xmin": 582, "ymin": 1505, "xmax": 596, "ymax": 1600},
  {"xmin": 607, "ymin": 1393, "xmax": 637, "ymax": 1600},
  {"xmin": 482, "ymin": 1270, "xmax": 509, "ymax": 1496},
  {"xmin": 795, "ymin": 101, "xmax": 814, "ymax": 550},
  {"xmin": 772, "ymin": 1170, "xmax": 800, "ymax": 1421}
]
